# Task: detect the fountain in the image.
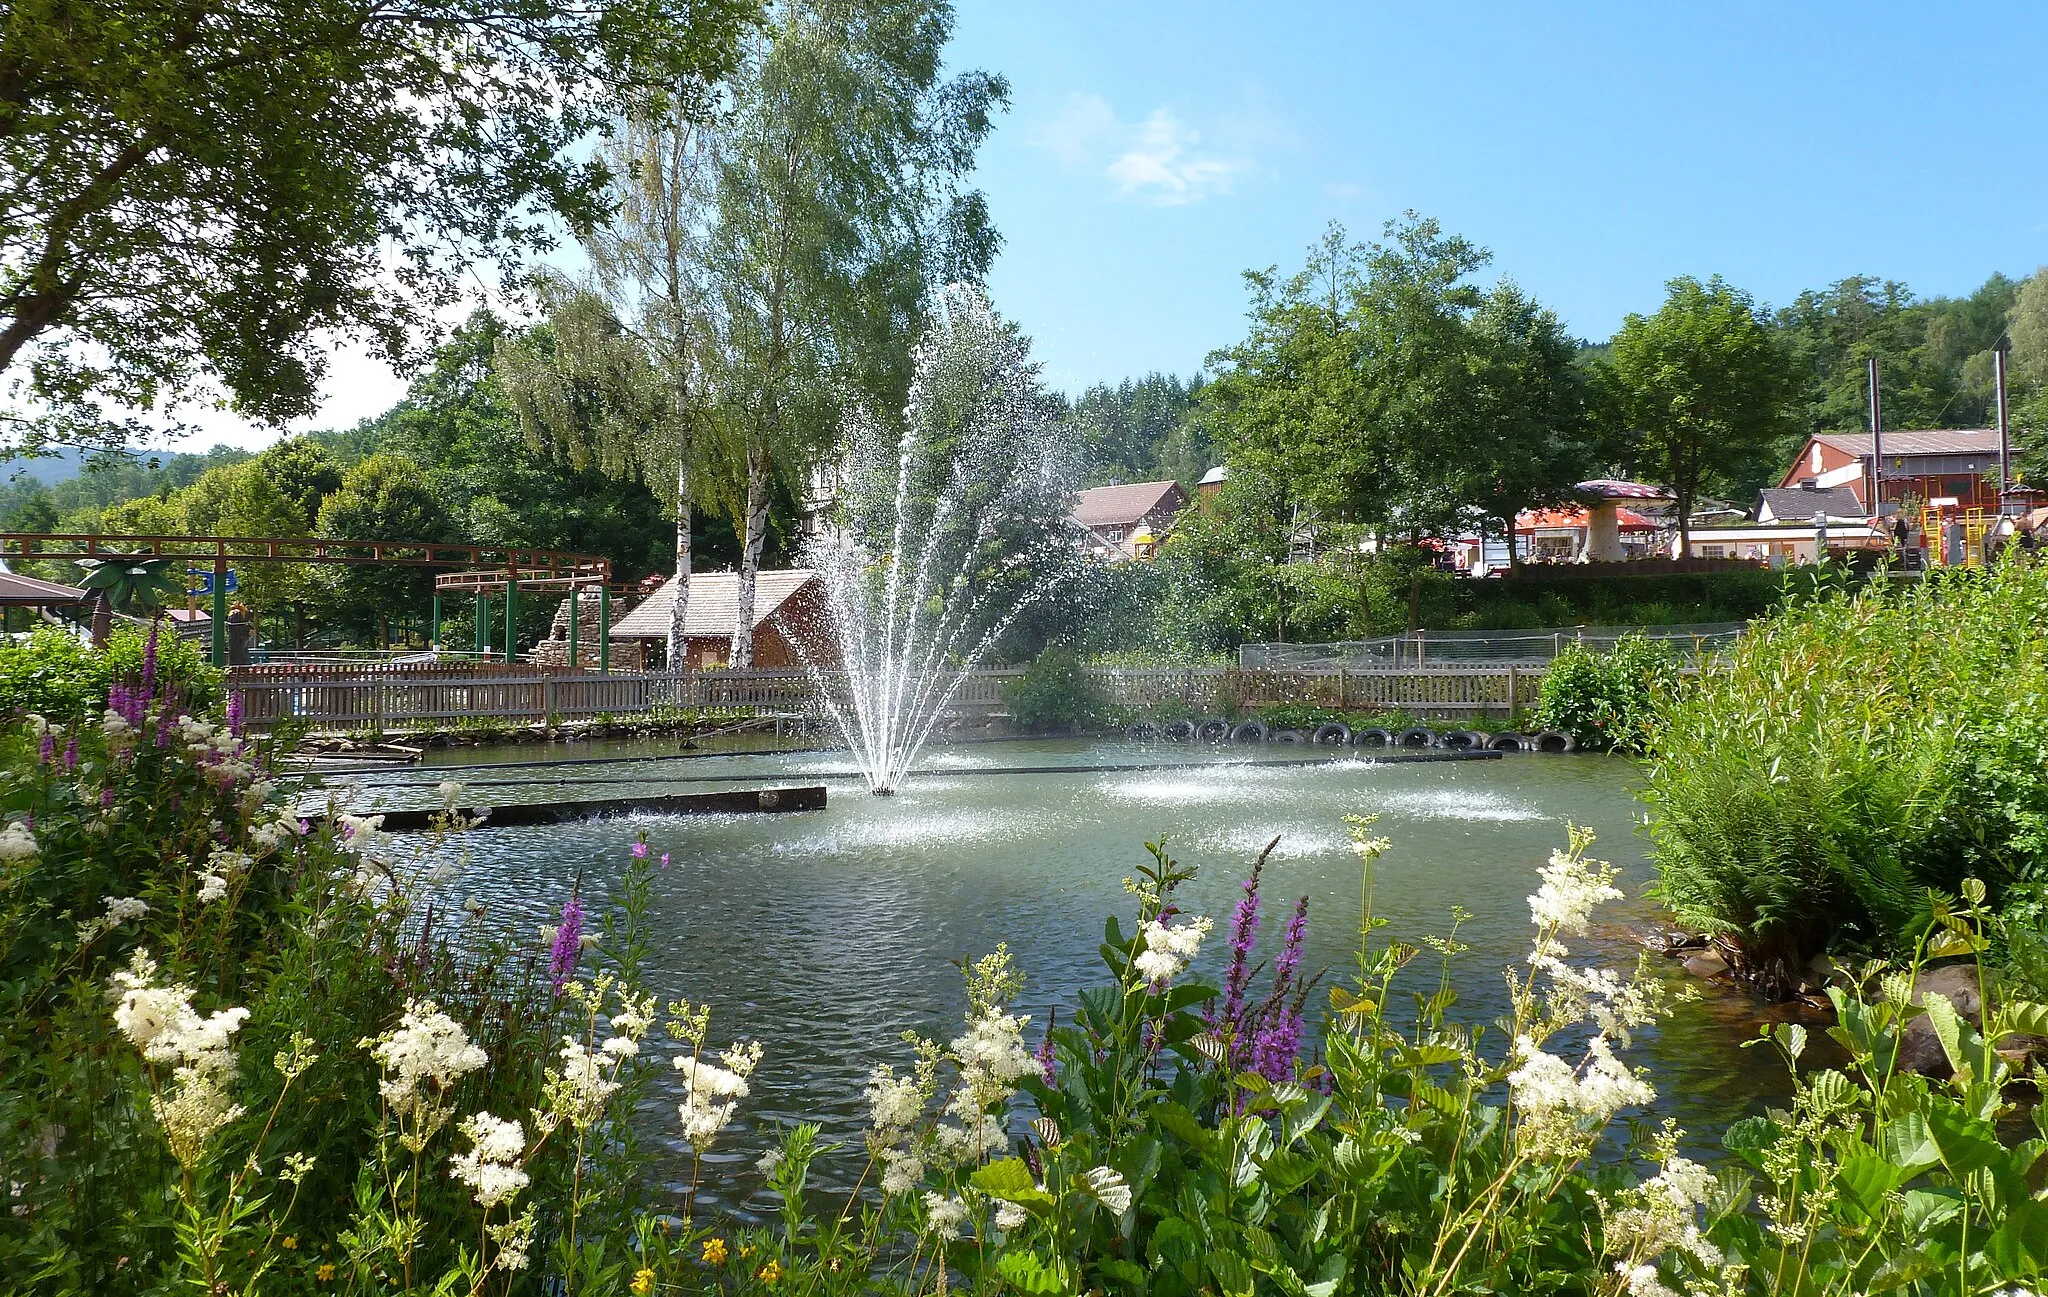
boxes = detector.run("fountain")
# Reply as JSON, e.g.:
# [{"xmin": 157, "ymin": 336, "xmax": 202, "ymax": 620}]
[{"xmin": 794, "ymin": 285, "xmax": 1080, "ymax": 794}]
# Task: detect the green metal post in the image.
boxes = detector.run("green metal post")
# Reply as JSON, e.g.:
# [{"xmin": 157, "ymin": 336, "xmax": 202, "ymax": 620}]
[
  {"xmin": 504, "ymin": 571, "xmax": 519, "ymax": 666},
  {"xmin": 567, "ymin": 582, "xmax": 580, "ymax": 670},
  {"xmin": 210, "ymin": 555, "xmax": 227, "ymax": 667},
  {"xmin": 475, "ymin": 593, "xmax": 488, "ymax": 659},
  {"xmin": 431, "ymin": 593, "xmax": 442, "ymax": 654},
  {"xmin": 598, "ymin": 584, "xmax": 611, "ymax": 674}
]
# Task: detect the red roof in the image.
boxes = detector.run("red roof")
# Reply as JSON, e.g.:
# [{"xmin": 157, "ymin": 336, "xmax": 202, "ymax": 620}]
[
  {"xmin": 1071, "ymin": 480, "xmax": 1186, "ymax": 529},
  {"xmin": 1515, "ymin": 506, "xmax": 1661, "ymax": 532}
]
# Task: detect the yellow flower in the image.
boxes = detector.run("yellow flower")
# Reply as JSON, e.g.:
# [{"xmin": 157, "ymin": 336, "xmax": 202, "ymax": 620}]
[
  {"xmin": 630, "ymin": 1267, "xmax": 655, "ymax": 1295},
  {"xmin": 282, "ymin": 1236, "xmax": 298, "ymax": 1250},
  {"xmin": 756, "ymin": 1259, "xmax": 782, "ymax": 1283},
  {"xmin": 316, "ymin": 1263, "xmax": 336, "ymax": 1282},
  {"xmin": 701, "ymin": 1237, "xmax": 728, "ymax": 1265},
  {"xmin": 740, "ymin": 1243, "xmax": 755, "ymax": 1260}
]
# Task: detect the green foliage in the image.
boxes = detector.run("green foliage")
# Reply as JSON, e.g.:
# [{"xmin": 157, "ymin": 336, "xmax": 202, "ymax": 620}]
[
  {"xmin": 1536, "ymin": 635, "xmax": 1679, "ymax": 752},
  {"xmin": 1006, "ymin": 646, "xmax": 1119, "ymax": 732},
  {"xmin": 1069, "ymin": 373, "xmax": 1212, "ymax": 488},
  {"xmin": 1643, "ymin": 558, "xmax": 2048, "ymax": 989},
  {"xmin": 1603, "ymin": 274, "xmax": 1803, "ymax": 547},
  {"xmin": 0, "ymin": 0, "xmax": 753, "ymax": 441},
  {"xmin": 0, "ymin": 625, "xmax": 217, "ymax": 720}
]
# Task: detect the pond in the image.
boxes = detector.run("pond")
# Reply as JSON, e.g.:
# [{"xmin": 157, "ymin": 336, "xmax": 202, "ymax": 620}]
[{"xmin": 320, "ymin": 738, "xmax": 1794, "ymax": 1205}]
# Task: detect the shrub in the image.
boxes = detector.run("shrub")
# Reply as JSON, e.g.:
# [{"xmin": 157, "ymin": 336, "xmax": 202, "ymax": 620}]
[
  {"xmin": 1643, "ymin": 558, "xmax": 2048, "ymax": 991},
  {"xmin": 1535, "ymin": 634, "xmax": 1680, "ymax": 751},
  {"xmin": 0, "ymin": 622, "xmax": 220, "ymax": 720},
  {"xmin": 1006, "ymin": 645, "xmax": 1119, "ymax": 732}
]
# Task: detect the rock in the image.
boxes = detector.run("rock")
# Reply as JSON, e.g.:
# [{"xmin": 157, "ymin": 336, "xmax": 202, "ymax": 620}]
[
  {"xmin": 1682, "ymin": 952, "xmax": 1730, "ymax": 978},
  {"xmin": 1897, "ymin": 1016, "xmax": 1951, "ymax": 1079},
  {"xmin": 1910, "ymin": 964, "xmax": 1987, "ymax": 1021}
]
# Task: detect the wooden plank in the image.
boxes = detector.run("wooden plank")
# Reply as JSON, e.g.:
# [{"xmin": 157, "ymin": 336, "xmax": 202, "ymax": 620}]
[{"xmin": 366, "ymin": 784, "xmax": 827, "ymax": 831}]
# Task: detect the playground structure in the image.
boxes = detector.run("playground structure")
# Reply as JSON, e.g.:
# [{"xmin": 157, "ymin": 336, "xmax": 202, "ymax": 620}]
[{"xmin": 0, "ymin": 533, "xmax": 613, "ymax": 667}]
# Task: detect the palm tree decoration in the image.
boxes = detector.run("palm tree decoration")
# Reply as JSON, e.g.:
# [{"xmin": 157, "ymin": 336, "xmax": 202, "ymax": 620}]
[{"xmin": 75, "ymin": 556, "xmax": 187, "ymax": 617}]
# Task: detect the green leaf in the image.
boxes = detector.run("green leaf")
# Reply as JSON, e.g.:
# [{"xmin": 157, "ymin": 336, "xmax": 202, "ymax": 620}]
[
  {"xmin": 1923, "ymin": 1097, "xmax": 2003, "ymax": 1178},
  {"xmin": 1149, "ymin": 1216, "xmax": 1203, "ymax": 1270},
  {"xmin": 1208, "ymin": 1249, "xmax": 1255, "ymax": 1297},
  {"xmin": 995, "ymin": 1250, "xmax": 1071, "ymax": 1295},
  {"xmin": 1921, "ymin": 992, "xmax": 1964, "ymax": 1076},
  {"xmin": 970, "ymin": 1158, "xmax": 1051, "ymax": 1206},
  {"xmin": 1834, "ymin": 1153, "xmax": 1904, "ymax": 1215},
  {"xmin": 1880, "ymin": 1113, "xmax": 1941, "ymax": 1173},
  {"xmin": 1901, "ymin": 1187, "xmax": 1963, "ymax": 1235},
  {"xmin": 1723, "ymin": 1115, "xmax": 1779, "ymax": 1168}
]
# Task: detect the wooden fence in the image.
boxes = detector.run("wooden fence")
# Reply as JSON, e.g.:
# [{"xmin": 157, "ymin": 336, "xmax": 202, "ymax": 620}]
[{"xmin": 229, "ymin": 663, "xmax": 1545, "ymax": 733}]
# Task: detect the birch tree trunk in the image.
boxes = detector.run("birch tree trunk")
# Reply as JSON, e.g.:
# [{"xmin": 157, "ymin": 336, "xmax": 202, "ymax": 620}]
[
  {"xmin": 667, "ymin": 427, "xmax": 694, "ymax": 670},
  {"xmin": 729, "ymin": 438, "xmax": 771, "ymax": 667}
]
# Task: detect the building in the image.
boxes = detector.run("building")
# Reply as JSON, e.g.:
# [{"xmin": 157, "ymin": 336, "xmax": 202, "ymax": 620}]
[
  {"xmin": 1779, "ymin": 429, "xmax": 2007, "ymax": 512},
  {"xmin": 1682, "ymin": 484, "xmax": 1883, "ymax": 564},
  {"xmin": 1071, "ymin": 480, "xmax": 1188, "ymax": 561},
  {"xmin": 606, "ymin": 569, "xmax": 833, "ymax": 670},
  {"xmin": 1510, "ymin": 480, "xmax": 1672, "ymax": 563},
  {"xmin": 1755, "ymin": 485, "xmax": 1866, "ymax": 525},
  {"xmin": 1195, "ymin": 465, "xmax": 1228, "ymax": 505}
]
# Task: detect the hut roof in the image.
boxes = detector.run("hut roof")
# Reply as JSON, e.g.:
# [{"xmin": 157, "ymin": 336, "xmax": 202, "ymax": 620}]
[{"xmin": 608, "ymin": 569, "xmax": 818, "ymax": 640}]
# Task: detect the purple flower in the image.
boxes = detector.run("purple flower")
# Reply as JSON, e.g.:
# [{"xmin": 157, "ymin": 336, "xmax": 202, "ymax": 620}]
[
  {"xmin": 61, "ymin": 733, "xmax": 78, "ymax": 771},
  {"xmin": 100, "ymin": 787, "xmax": 114, "ymax": 808},
  {"xmin": 226, "ymin": 692, "xmax": 243, "ymax": 737},
  {"xmin": 659, "ymin": 853, "xmax": 670, "ymax": 869},
  {"xmin": 38, "ymin": 732, "xmax": 54, "ymax": 765},
  {"xmin": 1275, "ymin": 896, "xmax": 1309, "ymax": 986},
  {"xmin": 1215, "ymin": 858, "xmax": 1265, "ymax": 1035},
  {"xmin": 549, "ymin": 898, "xmax": 585, "ymax": 992},
  {"xmin": 631, "ymin": 842, "xmax": 648, "ymax": 859},
  {"xmin": 140, "ymin": 622, "xmax": 159, "ymax": 696}
]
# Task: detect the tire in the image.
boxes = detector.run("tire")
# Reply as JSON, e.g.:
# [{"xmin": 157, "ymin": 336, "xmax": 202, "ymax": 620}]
[
  {"xmin": 1162, "ymin": 719, "xmax": 1196, "ymax": 742},
  {"xmin": 1125, "ymin": 721, "xmax": 1159, "ymax": 739},
  {"xmin": 1197, "ymin": 717, "xmax": 1232, "ymax": 742},
  {"xmin": 1486, "ymin": 733, "xmax": 1530, "ymax": 752},
  {"xmin": 1312, "ymin": 722, "xmax": 1352, "ymax": 746},
  {"xmin": 1352, "ymin": 727, "xmax": 1394, "ymax": 749},
  {"xmin": 1534, "ymin": 730, "xmax": 1577, "ymax": 753},
  {"xmin": 1230, "ymin": 720, "xmax": 1270, "ymax": 744},
  {"xmin": 1395, "ymin": 726, "xmax": 1437, "ymax": 749},
  {"xmin": 1441, "ymin": 729, "xmax": 1490, "ymax": 751}
]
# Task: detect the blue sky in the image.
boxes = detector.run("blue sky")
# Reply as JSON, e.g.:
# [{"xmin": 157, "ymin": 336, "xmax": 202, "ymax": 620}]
[
  {"xmin": 197, "ymin": 1, "xmax": 2048, "ymax": 447},
  {"xmin": 948, "ymin": 0, "xmax": 2048, "ymax": 394}
]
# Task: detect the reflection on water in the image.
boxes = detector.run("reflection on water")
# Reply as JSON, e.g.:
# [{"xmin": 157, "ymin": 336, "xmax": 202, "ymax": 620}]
[{"xmin": 327, "ymin": 739, "xmax": 1790, "ymax": 1202}]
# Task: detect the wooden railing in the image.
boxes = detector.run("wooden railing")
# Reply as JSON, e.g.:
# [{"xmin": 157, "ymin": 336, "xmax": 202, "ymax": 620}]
[{"xmin": 230, "ymin": 663, "xmax": 1546, "ymax": 732}]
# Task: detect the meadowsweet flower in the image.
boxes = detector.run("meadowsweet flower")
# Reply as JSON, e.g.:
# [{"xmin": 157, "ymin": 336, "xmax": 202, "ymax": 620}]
[
  {"xmin": 487, "ymin": 1205, "xmax": 536, "ymax": 1272},
  {"xmin": 757, "ymin": 1148, "xmax": 784, "ymax": 1177},
  {"xmin": 1614, "ymin": 1262, "xmax": 1682, "ymax": 1297},
  {"xmin": 923, "ymin": 1191, "xmax": 968, "ymax": 1241},
  {"xmin": 449, "ymin": 1111, "xmax": 530, "ymax": 1208},
  {"xmin": 0, "ymin": 821, "xmax": 40, "ymax": 864},
  {"xmin": 996, "ymin": 1200, "xmax": 1029, "ymax": 1230},
  {"xmin": 545, "ymin": 1038, "xmax": 621, "ymax": 1128},
  {"xmin": 437, "ymin": 780, "xmax": 464, "ymax": 809},
  {"xmin": 107, "ymin": 951, "xmax": 250, "ymax": 1167},
  {"xmin": 196, "ymin": 873, "xmax": 228, "ymax": 903},
  {"xmin": 1133, "ymin": 914, "xmax": 1212, "ymax": 987},
  {"xmin": 675, "ymin": 1041, "xmax": 762, "ymax": 1151},
  {"xmin": 367, "ymin": 999, "xmax": 487, "ymax": 1117},
  {"xmin": 1527, "ymin": 841, "xmax": 1623, "ymax": 935}
]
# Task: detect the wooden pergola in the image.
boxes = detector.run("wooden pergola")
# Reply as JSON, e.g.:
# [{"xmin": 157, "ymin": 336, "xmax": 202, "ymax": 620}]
[{"xmin": 0, "ymin": 534, "xmax": 613, "ymax": 667}]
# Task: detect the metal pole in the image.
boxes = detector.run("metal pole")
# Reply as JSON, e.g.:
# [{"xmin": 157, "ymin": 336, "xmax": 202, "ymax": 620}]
[
  {"xmin": 210, "ymin": 554, "xmax": 227, "ymax": 667},
  {"xmin": 504, "ymin": 571, "xmax": 519, "ymax": 667},
  {"xmin": 598, "ymin": 584, "xmax": 611, "ymax": 674},
  {"xmin": 475, "ymin": 593, "xmax": 488, "ymax": 659},
  {"xmin": 1996, "ymin": 346, "xmax": 2011, "ymax": 514},
  {"xmin": 431, "ymin": 593, "xmax": 441, "ymax": 654},
  {"xmin": 567, "ymin": 581, "xmax": 580, "ymax": 671},
  {"xmin": 1867, "ymin": 355, "xmax": 1884, "ymax": 512}
]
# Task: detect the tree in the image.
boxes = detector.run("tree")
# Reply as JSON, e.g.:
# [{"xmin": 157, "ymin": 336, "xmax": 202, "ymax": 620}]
[
  {"xmin": 1069, "ymin": 374, "xmax": 1207, "ymax": 485},
  {"xmin": 251, "ymin": 438, "xmax": 344, "ymax": 528},
  {"xmin": 702, "ymin": 0, "xmax": 1006, "ymax": 667},
  {"xmin": 314, "ymin": 454, "xmax": 454, "ymax": 642},
  {"xmin": 0, "ymin": 0, "xmax": 752, "ymax": 447},
  {"xmin": 1605, "ymin": 276, "xmax": 1801, "ymax": 552},
  {"xmin": 1451, "ymin": 282, "xmax": 1600, "ymax": 567}
]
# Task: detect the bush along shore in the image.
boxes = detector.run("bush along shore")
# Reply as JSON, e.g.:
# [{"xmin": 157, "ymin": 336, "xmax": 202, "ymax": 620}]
[
  {"xmin": 4, "ymin": 635, "xmax": 2048, "ymax": 1291},
  {"xmin": 1641, "ymin": 557, "xmax": 2048, "ymax": 1000}
]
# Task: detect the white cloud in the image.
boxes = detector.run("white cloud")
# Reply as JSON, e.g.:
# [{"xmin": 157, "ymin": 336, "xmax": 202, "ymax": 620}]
[{"xmin": 1033, "ymin": 94, "xmax": 1257, "ymax": 206}]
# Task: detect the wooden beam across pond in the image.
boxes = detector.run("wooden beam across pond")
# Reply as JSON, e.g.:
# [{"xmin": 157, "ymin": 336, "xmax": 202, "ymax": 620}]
[{"xmin": 369, "ymin": 785, "xmax": 827, "ymax": 831}]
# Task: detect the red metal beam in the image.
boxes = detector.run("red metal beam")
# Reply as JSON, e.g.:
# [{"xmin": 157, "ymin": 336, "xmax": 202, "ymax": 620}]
[{"xmin": 0, "ymin": 533, "xmax": 612, "ymax": 579}]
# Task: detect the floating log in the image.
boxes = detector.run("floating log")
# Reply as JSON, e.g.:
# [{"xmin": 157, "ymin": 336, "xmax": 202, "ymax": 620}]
[{"xmin": 369, "ymin": 785, "xmax": 826, "ymax": 831}]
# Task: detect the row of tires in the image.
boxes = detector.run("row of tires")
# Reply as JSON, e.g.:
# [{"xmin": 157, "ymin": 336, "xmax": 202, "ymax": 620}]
[{"xmin": 1125, "ymin": 718, "xmax": 1578, "ymax": 753}]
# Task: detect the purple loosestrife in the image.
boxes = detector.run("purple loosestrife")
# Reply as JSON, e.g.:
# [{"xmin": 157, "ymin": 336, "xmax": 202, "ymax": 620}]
[
  {"xmin": 226, "ymin": 691, "xmax": 243, "ymax": 737},
  {"xmin": 549, "ymin": 898, "xmax": 585, "ymax": 993},
  {"xmin": 1036, "ymin": 1008, "xmax": 1058, "ymax": 1084},
  {"xmin": 62, "ymin": 733, "xmax": 78, "ymax": 771},
  {"xmin": 38, "ymin": 732, "xmax": 54, "ymax": 765},
  {"xmin": 1214, "ymin": 857, "xmax": 1265, "ymax": 1035},
  {"xmin": 140, "ymin": 622, "xmax": 159, "ymax": 696},
  {"xmin": 1251, "ymin": 898, "xmax": 1312, "ymax": 1084}
]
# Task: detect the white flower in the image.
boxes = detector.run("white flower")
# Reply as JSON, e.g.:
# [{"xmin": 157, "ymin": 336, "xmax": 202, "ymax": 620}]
[
  {"xmin": 757, "ymin": 1148, "xmax": 784, "ymax": 1177},
  {"xmin": 950, "ymin": 1008, "xmax": 1036, "ymax": 1086},
  {"xmin": 0, "ymin": 821, "xmax": 38, "ymax": 863},
  {"xmin": 546, "ymin": 1038, "xmax": 621, "ymax": 1128},
  {"xmin": 1084, "ymin": 1165, "xmax": 1132, "ymax": 1215},
  {"xmin": 599, "ymin": 1035, "xmax": 637, "ymax": 1059},
  {"xmin": 369, "ymin": 999, "xmax": 487, "ymax": 1111},
  {"xmin": 101, "ymin": 709, "xmax": 132, "ymax": 738},
  {"xmin": 674, "ymin": 1041, "xmax": 762, "ymax": 1151},
  {"xmin": 438, "ymin": 780, "xmax": 465, "ymax": 809},
  {"xmin": 106, "ymin": 950, "xmax": 250, "ymax": 1168},
  {"xmin": 104, "ymin": 895, "xmax": 149, "ymax": 924},
  {"xmin": 196, "ymin": 873, "xmax": 228, "ymax": 904},
  {"xmin": 995, "ymin": 1200, "xmax": 1029, "ymax": 1231},
  {"xmin": 1133, "ymin": 916, "xmax": 1211, "ymax": 986},
  {"xmin": 922, "ymin": 1191, "xmax": 969, "ymax": 1241},
  {"xmin": 865, "ymin": 1066, "xmax": 927, "ymax": 1136},
  {"xmin": 1527, "ymin": 848, "xmax": 1623, "ymax": 935},
  {"xmin": 1614, "ymin": 1263, "xmax": 1681, "ymax": 1297},
  {"xmin": 880, "ymin": 1149, "xmax": 925, "ymax": 1195},
  {"xmin": 449, "ymin": 1111, "xmax": 529, "ymax": 1208}
]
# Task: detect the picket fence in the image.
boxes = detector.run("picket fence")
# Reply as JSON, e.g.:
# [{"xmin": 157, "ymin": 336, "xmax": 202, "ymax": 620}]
[{"xmin": 228, "ymin": 663, "xmax": 1546, "ymax": 733}]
